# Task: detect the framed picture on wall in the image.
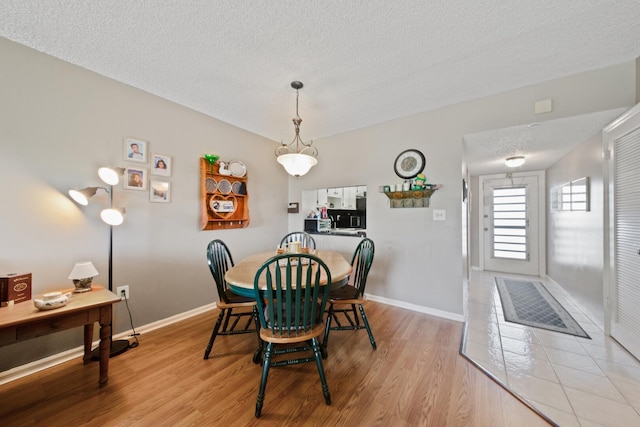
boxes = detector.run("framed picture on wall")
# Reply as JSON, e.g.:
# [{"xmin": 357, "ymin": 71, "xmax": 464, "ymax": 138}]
[
  {"xmin": 124, "ymin": 167, "xmax": 147, "ymax": 190},
  {"xmin": 151, "ymin": 153, "xmax": 172, "ymax": 177},
  {"xmin": 150, "ymin": 181, "xmax": 170, "ymax": 203},
  {"xmin": 123, "ymin": 137, "xmax": 148, "ymax": 163}
]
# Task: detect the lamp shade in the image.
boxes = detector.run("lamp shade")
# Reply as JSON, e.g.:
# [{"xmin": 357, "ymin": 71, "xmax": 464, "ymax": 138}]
[
  {"xmin": 68, "ymin": 187, "xmax": 99, "ymax": 205},
  {"xmin": 69, "ymin": 261, "xmax": 99, "ymax": 280},
  {"xmin": 98, "ymin": 167, "xmax": 125, "ymax": 185},
  {"xmin": 277, "ymin": 153, "xmax": 318, "ymax": 177},
  {"xmin": 505, "ymin": 156, "xmax": 525, "ymax": 168},
  {"xmin": 100, "ymin": 207, "xmax": 125, "ymax": 226}
]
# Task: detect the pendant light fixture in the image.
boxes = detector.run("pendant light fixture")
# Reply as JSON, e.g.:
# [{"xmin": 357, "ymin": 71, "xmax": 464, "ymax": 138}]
[{"xmin": 275, "ymin": 81, "xmax": 318, "ymax": 177}]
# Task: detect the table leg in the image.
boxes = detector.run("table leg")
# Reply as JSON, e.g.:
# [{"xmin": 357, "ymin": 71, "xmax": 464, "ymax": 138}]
[
  {"xmin": 98, "ymin": 305, "xmax": 112, "ymax": 387},
  {"xmin": 83, "ymin": 324, "xmax": 93, "ymax": 364}
]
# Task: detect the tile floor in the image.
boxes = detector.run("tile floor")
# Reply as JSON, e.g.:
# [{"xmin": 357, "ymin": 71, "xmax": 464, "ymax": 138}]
[{"xmin": 462, "ymin": 270, "xmax": 640, "ymax": 427}]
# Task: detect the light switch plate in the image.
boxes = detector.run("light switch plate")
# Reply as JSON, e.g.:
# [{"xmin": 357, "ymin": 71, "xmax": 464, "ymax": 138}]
[{"xmin": 433, "ymin": 209, "xmax": 446, "ymax": 221}]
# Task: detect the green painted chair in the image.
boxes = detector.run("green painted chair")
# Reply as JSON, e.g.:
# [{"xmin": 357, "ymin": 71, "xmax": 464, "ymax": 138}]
[
  {"xmin": 279, "ymin": 231, "xmax": 316, "ymax": 250},
  {"xmin": 323, "ymin": 238, "xmax": 376, "ymax": 351},
  {"xmin": 203, "ymin": 239, "xmax": 260, "ymax": 360},
  {"xmin": 253, "ymin": 253, "xmax": 332, "ymax": 418}
]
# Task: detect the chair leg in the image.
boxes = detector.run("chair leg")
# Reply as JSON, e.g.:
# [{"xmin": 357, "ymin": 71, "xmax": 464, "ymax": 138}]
[
  {"xmin": 322, "ymin": 305, "xmax": 334, "ymax": 356},
  {"xmin": 203, "ymin": 308, "xmax": 226, "ymax": 359},
  {"xmin": 252, "ymin": 306, "xmax": 263, "ymax": 364},
  {"xmin": 312, "ymin": 337, "xmax": 331, "ymax": 405},
  {"xmin": 255, "ymin": 342, "xmax": 273, "ymax": 418},
  {"xmin": 351, "ymin": 304, "xmax": 360, "ymax": 326},
  {"xmin": 358, "ymin": 304, "xmax": 376, "ymax": 350},
  {"xmin": 204, "ymin": 309, "xmax": 226, "ymax": 360}
]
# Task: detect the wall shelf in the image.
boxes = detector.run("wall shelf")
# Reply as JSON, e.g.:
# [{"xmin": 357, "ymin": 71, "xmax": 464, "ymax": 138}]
[
  {"xmin": 200, "ymin": 158, "xmax": 250, "ymax": 230},
  {"xmin": 382, "ymin": 185, "xmax": 441, "ymax": 208}
]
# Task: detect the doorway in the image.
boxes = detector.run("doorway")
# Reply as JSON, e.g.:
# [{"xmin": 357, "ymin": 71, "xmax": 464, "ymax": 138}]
[{"xmin": 479, "ymin": 172, "xmax": 545, "ymax": 276}]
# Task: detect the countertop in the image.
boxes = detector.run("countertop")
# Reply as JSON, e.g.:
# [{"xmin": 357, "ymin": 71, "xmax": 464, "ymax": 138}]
[{"xmin": 309, "ymin": 228, "xmax": 366, "ymax": 237}]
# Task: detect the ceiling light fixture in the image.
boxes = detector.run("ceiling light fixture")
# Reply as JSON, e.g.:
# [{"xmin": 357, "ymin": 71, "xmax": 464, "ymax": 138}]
[
  {"xmin": 275, "ymin": 81, "xmax": 318, "ymax": 177},
  {"xmin": 505, "ymin": 156, "xmax": 526, "ymax": 168}
]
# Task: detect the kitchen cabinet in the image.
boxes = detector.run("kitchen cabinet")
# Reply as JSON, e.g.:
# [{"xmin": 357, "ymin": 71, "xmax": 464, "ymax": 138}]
[
  {"xmin": 317, "ymin": 189, "xmax": 328, "ymax": 207},
  {"xmin": 341, "ymin": 186, "xmax": 357, "ymax": 209},
  {"xmin": 327, "ymin": 188, "xmax": 342, "ymax": 197},
  {"xmin": 356, "ymin": 186, "xmax": 366, "ymax": 197}
]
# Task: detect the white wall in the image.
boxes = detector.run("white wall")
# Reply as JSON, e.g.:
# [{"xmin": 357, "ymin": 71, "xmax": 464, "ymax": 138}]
[{"xmin": 0, "ymin": 38, "xmax": 288, "ymax": 370}]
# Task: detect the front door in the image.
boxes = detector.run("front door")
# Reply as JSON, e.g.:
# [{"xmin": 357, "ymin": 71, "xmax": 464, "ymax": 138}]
[{"xmin": 481, "ymin": 174, "xmax": 540, "ymax": 276}]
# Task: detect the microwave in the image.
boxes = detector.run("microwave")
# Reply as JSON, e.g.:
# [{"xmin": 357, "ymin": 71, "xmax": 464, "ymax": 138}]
[{"xmin": 304, "ymin": 218, "xmax": 331, "ymax": 233}]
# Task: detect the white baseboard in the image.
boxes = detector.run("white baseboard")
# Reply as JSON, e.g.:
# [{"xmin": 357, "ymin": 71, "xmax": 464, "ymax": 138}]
[
  {"xmin": 1, "ymin": 295, "xmax": 463, "ymax": 385},
  {"xmin": 365, "ymin": 294, "xmax": 464, "ymax": 323},
  {"xmin": 0, "ymin": 302, "xmax": 217, "ymax": 386}
]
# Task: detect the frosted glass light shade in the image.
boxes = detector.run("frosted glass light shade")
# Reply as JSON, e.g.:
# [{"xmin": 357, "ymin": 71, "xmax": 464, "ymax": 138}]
[
  {"xmin": 505, "ymin": 156, "xmax": 525, "ymax": 168},
  {"xmin": 277, "ymin": 153, "xmax": 318, "ymax": 177},
  {"xmin": 68, "ymin": 187, "xmax": 98, "ymax": 205},
  {"xmin": 100, "ymin": 207, "xmax": 125, "ymax": 226}
]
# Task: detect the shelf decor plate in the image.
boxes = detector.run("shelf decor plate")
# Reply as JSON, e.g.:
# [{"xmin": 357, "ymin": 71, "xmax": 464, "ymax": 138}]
[
  {"xmin": 229, "ymin": 160, "xmax": 246, "ymax": 177},
  {"xmin": 205, "ymin": 177, "xmax": 217, "ymax": 193},
  {"xmin": 217, "ymin": 179, "xmax": 232, "ymax": 195},
  {"xmin": 231, "ymin": 181, "xmax": 244, "ymax": 195}
]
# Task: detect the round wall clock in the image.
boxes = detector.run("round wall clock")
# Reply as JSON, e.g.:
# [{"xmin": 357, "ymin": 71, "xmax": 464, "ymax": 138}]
[{"xmin": 394, "ymin": 149, "xmax": 425, "ymax": 179}]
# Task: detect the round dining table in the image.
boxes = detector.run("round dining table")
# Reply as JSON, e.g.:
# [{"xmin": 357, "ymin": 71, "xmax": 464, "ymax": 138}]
[{"xmin": 225, "ymin": 250, "xmax": 352, "ymax": 298}]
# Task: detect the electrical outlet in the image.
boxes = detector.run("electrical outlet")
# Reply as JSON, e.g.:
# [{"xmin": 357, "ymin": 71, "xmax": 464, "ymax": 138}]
[{"xmin": 116, "ymin": 285, "xmax": 130, "ymax": 300}]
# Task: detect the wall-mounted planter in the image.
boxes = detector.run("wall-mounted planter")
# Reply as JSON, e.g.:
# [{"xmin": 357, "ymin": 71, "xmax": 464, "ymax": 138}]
[{"xmin": 382, "ymin": 185, "xmax": 441, "ymax": 208}]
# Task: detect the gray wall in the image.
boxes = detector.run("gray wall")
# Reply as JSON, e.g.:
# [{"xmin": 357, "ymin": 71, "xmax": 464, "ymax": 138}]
[
  {"xmin": 0, "ymin": 38, "xmax": 288, "ymax": 370},
  {"xmin": 467, "ymin": 70, "xmax": 637, "ymax": 271},
  {"xmin": 1, "ymin": 35, "xmax": 637, "ymax": 372},
  {"xmin": 289, "ymin": 61, "xmax": 636, "ymax": 317}
]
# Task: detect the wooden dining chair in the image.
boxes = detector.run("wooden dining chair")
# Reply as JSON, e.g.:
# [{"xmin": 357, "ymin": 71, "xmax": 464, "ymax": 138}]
[
  {"xmin": 279, "ymin": 231, "xmax": 316, "ymax": 250},
  {"xmin": 322, "ymin": 238, "xmax": 376, "ymax": 351},
  {"xmin": 253, "ymin": 253, "xmax": 332, "ymax": 418},
  {"xmin": 203, "ymin": 239, "xmax": 260, "ymax": 360}
]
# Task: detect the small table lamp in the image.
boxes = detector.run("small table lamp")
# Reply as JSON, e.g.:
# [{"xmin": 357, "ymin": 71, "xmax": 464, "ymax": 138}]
[{"xmin": 68, "ymin": 261, "xmax": 99, "ymax": 293}]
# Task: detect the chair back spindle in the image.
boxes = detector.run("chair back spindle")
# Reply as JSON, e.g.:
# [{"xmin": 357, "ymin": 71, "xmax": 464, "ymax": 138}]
[{"xmin": 279, "ymin": 231, "xmax": 317, "ymax": 250}]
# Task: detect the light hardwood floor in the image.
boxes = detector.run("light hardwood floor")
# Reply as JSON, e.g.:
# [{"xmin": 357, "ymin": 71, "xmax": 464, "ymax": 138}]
[{"xmin": 0, "ymin": 302, "xmax": 551, "ymax": 426}]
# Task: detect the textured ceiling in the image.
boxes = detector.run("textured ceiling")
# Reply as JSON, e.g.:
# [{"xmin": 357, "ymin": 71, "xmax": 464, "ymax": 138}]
[
  {"xmin": 463, "ymin": 108, "xmax": 628, "ymax": 176},
  {"xmin": 1, "ymin": 1, "xmax": 640, "ymax": 170}
]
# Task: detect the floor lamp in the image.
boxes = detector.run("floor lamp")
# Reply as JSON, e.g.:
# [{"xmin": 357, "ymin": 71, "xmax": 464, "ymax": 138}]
[{"xmin": 68, "ymin": 166, "xmax": 130, "ymax": 358}]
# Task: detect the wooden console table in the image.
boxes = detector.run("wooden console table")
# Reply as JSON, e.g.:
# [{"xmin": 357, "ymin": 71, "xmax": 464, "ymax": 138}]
[{"xmin": 0, "ymin": 287, "xmax": 120, "ymax": 387}]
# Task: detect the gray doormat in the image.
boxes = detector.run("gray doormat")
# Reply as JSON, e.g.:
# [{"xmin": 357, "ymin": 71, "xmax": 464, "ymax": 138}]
[{"xmin": 495, "ymin": 277, "xmax": 590, "ymax": 339}]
